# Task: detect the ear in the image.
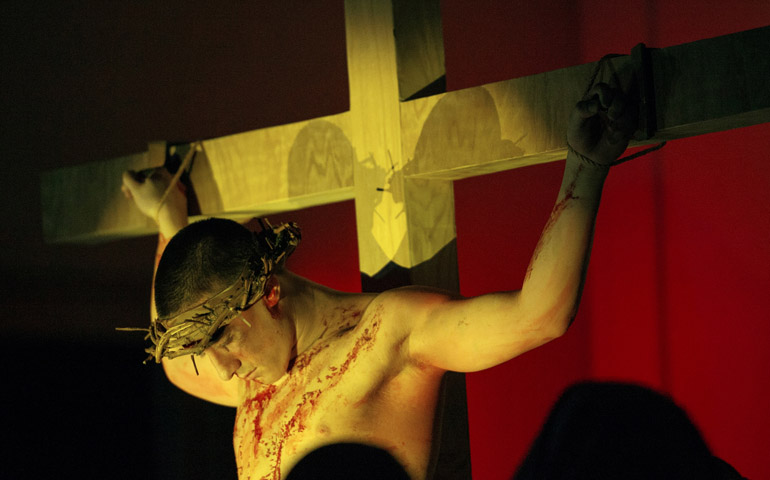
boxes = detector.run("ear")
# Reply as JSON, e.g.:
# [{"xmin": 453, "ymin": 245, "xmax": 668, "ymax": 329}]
[{"xmin": 262, "ymin": 275, "xmax": 281, "ymax": 308}]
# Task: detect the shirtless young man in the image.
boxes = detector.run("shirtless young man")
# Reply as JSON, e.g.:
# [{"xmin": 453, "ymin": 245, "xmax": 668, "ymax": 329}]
[{"xmin": 121, "ymin": 84, "xmax": 634, "ymax": 480}]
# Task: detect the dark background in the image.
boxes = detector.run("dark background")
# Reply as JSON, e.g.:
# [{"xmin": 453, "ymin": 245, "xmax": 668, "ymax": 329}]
[
  {"xmin": 1, "ymin": 2, "xmax": 350, "ymax": 478},
  {"xmin": 2, "ymin": 1, "xmax": 770, "ymax": 479}
]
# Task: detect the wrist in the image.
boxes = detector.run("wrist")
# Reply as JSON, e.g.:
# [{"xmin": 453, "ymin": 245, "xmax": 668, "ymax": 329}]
[
  {"xmin": 566, "ymin": 143, "xmax": 613, "ymax": 171},
  {"xmin": 566, "ymin": 150, "xmax": 610, "ymax": 180},
  {"xmin": 156, "ymin": 204, "xmax": 188, "ymax": 239}
]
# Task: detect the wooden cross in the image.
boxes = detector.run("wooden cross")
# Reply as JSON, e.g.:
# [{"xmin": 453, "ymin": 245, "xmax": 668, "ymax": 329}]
[
  {"xmin": 40, "ymin": 0, "xmax": 770, "ymax": 476},
  {"xmin": 41, "ymin": 2, "xmax": 770, "ymax": 272}
]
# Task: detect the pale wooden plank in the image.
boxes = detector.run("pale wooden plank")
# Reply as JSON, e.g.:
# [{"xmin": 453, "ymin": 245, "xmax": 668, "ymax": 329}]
[
  {"xmin": 42, "ymin": 112, "xmax": 354, "ymax": 243},
  {"xmin": 392, "ymin": 0, "xmax": 445, "ymax": 100},
  {"xmin": 400, "ymin": 56, "xmax": 632, "ymax": 181},
  {"xmin": 400, "ymin": 26, "xmax": 770, "ymax": 181},
  {"xmin": 41, "ymin": 150, "xmax": 156, "ymax": 243},
  {"xmin": 404, "ymin": 177, "xmax": 456, "ymax": 269},
  {"xmin": 199, "ymin": 112, "xmax": 354, "ymax": 213},
  {"xmin": 653, "ymin": 25, "xmax": 770, "ymax": 139},
  {"xmin": 343, "ymin": 6, "xmax": 467, "ymax": 477},
  {"xmin": 344, "ymin": 0, "xmax": 460, "ymax": 277},
  {"xmin": 345, "ymin": 0, "xmax": 411, "ymax": 276},
  {"xmin": 41, "ymin": 22, "xmax": 769, "ymax": 245}
]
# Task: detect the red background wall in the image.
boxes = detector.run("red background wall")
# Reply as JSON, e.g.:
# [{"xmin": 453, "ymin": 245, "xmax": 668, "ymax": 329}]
[{"xmin": 442, "ymin": 1, "xmax": 770, "ymax": 478}]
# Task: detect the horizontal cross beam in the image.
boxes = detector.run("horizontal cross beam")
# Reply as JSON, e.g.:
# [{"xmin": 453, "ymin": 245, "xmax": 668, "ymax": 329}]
[{"xmin": 41, "ymin": 25, "xmax": 770, "ymax": 245}]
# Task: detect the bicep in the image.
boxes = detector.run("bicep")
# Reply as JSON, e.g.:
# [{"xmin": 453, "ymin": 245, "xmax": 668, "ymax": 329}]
[
  {"xmin": 406, "ymin": 289, "xmax": 564, "ymax": 373},
  {"xmin": 162, "ymin": 356, "xmax": 241, "ymax": 408}
]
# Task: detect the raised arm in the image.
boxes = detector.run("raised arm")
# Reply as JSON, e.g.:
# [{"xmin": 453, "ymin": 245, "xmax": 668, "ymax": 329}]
[
  {"xmin": 406, "ymin": 84, "xmax": 634, "ymax": 373},
  {"xmin": 121, "ymin": 167, "xmax": 189, "ymax": 311},
  {"xmin": 122, "ymin": 168, "xmax": 241, "ymax": 407}
]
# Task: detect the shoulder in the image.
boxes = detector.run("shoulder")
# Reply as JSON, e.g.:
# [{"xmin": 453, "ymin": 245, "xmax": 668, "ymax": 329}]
[
  {"xmin": 360, "ymin": 286, "xmax": 460, "ymax": 345},
  {"xmin": 342, "ymin": 287, "xmax": 452, "ymax": 376},
  {"xmin": 369, "ymin": 285, "xmax": 459, "ymax": 317},
  {"xmin": 322, "ymin": 287, "xmax": 453, "ymax": 330}
]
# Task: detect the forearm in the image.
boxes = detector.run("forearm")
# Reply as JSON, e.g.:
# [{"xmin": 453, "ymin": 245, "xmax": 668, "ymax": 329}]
[
  {"xmin": 519, "ymin": 152, "xmax": 608, "ymax": 334},
  {"xmin": 121, "ymin": 166, "xmax": 189, "ymax": 319},
  {"xmin": 156, "ymin": 202, "xmax": 188, "ymax": 240}
]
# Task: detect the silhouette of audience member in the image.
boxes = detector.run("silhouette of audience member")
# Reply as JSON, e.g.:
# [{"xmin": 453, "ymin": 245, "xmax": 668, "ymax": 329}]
[
  {"xmin": 286, "ymin": 443, "xmax": 410, "ymax": 480},
  {"xmin": 514, "ymin": 381, "xmax": 746, "ymax": 480}
]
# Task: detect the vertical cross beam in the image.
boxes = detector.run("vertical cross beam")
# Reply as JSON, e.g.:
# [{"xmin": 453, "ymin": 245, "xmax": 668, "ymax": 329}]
[
  {"xmin": 344, "ymin": 2, "xmax": 470, "ymax": 477},
  {"xmin": 346, "ymin": 0, "xmax": 458, "ymax": 289}
]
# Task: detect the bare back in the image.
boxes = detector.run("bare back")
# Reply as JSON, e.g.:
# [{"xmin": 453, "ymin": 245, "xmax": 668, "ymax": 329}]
[{"xmin": 233, "ymin": 294, "xmax": 445, "ymax": 479}]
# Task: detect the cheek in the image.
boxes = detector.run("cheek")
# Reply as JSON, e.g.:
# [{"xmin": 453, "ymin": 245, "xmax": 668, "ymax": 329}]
[
  {"xmin": 240, "ymin": 322, "xmax": 280, "ymax": 360},
  {"xmin": 239, "ymin": 312, "xmax": 295, "ymax": 367}
]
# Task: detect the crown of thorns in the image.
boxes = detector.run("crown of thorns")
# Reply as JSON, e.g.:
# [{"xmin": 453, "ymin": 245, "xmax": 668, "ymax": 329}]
[{"xmin": 119, "ymin": 219, "xmax": 300, "ymax": 367}]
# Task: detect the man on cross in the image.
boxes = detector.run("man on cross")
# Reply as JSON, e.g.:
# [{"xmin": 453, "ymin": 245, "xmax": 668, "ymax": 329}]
[{"xmin": 121, "ymin": 83, "xmax": 633, "ymax": 480}]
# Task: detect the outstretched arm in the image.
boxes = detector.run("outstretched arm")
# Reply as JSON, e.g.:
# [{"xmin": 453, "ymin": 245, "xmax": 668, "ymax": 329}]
[
  {"xmin": 122, "ymin": 168, "xmax": 241, "ymax": 406},
  {"xmin": 519, "ymin": 82, "xmax": 634, "ymax": 332},
  {"xmin": 406, "ymin": 84, "xmax": 635, "ymax": 372},
  {"xmin": 121, "ymin": 167, "xmax": 188, "ymax": 314}
]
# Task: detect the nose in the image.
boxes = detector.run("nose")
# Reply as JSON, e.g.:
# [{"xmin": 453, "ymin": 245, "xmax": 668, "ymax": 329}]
[{"xmin": 205, "ymin": 347, "xmax": 240, "ymax": 381}]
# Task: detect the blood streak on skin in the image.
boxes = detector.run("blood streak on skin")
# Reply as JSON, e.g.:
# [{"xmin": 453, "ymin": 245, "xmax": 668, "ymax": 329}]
[
  {"xmin": 271, "ymin": 390, "xmax": 323, "ymax": 479},
  {"xmin": 234, "ymin": 383, "xmax": 278, "ymax": 463},
  {"xmin": 525, "ymin": 164, "xmax": 583, "ymax": 281},
  {"xmin": 329, "ymin": 321, "xmax": 379, "ymax": 379},
  {"xmin": 275, "ymin": 314, "xmax": 382, "ymax": 477},
  {"xmin": 272, "ymin": 316, "xmax": 382, "ymax": 477},
  {"xmin": 292, "ymin": 341, "xmax": 331, "ymax": 373},
  {"xmin": 240, "ymin": 308, "xmax": 383, "ymax": 480},
  {"xmin": 340, "ymin": 306, "xmax": 362, "ymax": 320}
]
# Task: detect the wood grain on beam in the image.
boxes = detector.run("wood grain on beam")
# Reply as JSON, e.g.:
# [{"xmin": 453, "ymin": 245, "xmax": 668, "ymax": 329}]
[
  {"xmin": 345, "ymin": 0, "xmax": 457, "ymax": 277},
  {"xmin": 41, "ymin": 25, "xmax": 769, "ymax": 244},
  {"xmin": 652, "ymin": 25, "xmax": 770, "ymax": 139},
  {"xmin": 392, "ymin": 0, "xmax": 445, "ymax": 100},
  {"xmin": 343, "ymin": 5, "xmax": 467, "ymax": 478},
  {"xmin": 400, "ymin": 26, "xmax": 770, "ymax": 181},
  {"xmin": 198, "ymin": 112, "xmax": 354, "ymax": 216},
  {"xmin": 400, "ymin": 61, "xmax": 602, "ymax": 181},
  {"xmin": 41, "ymin": 145, "xmax": 163, "ymax": 244},
  {"xmin": 42, "ymin": 112, "xmax": 355, "ymax": 243}
]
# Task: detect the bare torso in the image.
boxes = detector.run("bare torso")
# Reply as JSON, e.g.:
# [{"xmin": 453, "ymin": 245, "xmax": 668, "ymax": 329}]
[
  {"xmin": 142, "ymin": 92, "xmax": 616, "ymax": 479},
  {"xmin": 232, "ymin": 295, "xmax": 444, "ymax": 479}
]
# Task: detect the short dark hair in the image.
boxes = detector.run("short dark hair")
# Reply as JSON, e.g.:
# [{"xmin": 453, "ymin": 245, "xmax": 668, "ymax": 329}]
[{"xmin": 155, "ymin": 218, "xmax": 257, "ymax": 318}]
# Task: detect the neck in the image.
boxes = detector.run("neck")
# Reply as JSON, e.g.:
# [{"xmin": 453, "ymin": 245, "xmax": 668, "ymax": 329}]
[
  {"xmin": 273, "ymin": 270, "xmax": 341, "ymax": 356},
  {"xmin": 274, "ymin": 270, "xmax": 377, "ymax": 359}
]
